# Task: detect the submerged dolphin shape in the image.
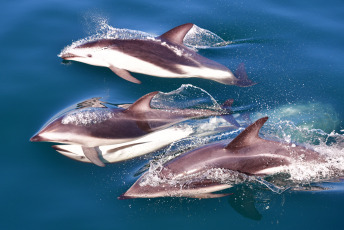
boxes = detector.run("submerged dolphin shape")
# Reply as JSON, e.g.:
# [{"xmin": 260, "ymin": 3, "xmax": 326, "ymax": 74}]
[
  {"xmin": 30, "ymin": 91, "xmax": 236, "ymax": 167},
  {"xmin": 120, "ymin": 117, "xmax": 322, "ymax": 199},
  {"xmin": 59, "ymin": 23, "xmax": 255, "ymax": 86}
]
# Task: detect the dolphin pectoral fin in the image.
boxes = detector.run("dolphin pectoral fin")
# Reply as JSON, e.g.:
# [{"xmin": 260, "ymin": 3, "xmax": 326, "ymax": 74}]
[
  {"xmin": 185, "ymin": 193, "xmax": 232, "ymax": 199},
  {"xmin": 81, "ymin": 146, "xmax": 105, "ymax": 167},
  {"xmin": 108, "ymin": 65, "xmax": 141, "ymax": 84},
  {"xmin": 135, "ymin": 119, "xmax": 153, "ymax": 132},
  {"xmin": 228, "ymin": 185, "xmax": 262, "ymax": 221}
]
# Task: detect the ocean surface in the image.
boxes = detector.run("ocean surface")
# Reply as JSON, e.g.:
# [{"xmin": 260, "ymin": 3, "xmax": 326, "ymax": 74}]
[{"xmin": 1, "ymin": 0, "xmax": 344, "ymax": 229}]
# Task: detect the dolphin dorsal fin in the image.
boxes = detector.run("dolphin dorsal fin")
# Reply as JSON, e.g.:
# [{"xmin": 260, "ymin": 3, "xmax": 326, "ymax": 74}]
[
  {"xmin": 158, "ymin": 23, "xmax": 194, "ymax": 45},
  {"xmin": 225, "ymin": 117, "xmax": 268, "ymax": 150},
  {"xmin": 127, "ymin": 91, "xmax": 160, "ymax": 112}
]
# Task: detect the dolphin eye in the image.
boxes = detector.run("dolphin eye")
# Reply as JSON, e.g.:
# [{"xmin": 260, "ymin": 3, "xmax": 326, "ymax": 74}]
[{"xmin": 87, "ymin": 54, "xmax": 92, "ymax": 57}]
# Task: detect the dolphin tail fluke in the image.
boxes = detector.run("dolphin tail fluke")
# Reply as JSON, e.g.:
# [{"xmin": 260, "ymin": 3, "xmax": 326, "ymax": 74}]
[
  {"xmin": 220, "ymin": 99, "xmax": 241, "ymax": 127},
  {"xmin": 235, "ymin": 63, "xmax": 256, "ymax": 87}
]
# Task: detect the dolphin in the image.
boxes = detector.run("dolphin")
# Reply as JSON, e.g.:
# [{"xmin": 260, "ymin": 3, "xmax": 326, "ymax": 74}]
[
  {"xmin": 30, "ymin": 91, "xmax": 236, "ymax": 167},
  {"xmin": 59, "ymin": 23, "xmax": 255, "ymax": 86},
  {"xmin": 119, "ymin": 117, "xmax": 322, "ymax": 199}
]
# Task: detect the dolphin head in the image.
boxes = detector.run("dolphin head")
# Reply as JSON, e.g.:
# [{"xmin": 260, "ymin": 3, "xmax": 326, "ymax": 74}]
[
  {"xmin": 30, "ymin": 117, "xmax": 72, "ymax": 143},
  {"xmin": 30, "ymin": 107, "xmax": 112, "ymax": 146},
  {"xmin": 58, "ymin": 40, "xmax": 113, "ymax": 67}
]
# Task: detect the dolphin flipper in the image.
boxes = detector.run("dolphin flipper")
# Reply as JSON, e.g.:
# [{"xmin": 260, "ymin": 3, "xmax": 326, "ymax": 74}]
[
  {"xmin": 109, "ymin": 65, "xmax": 141, "ymax": 84},
  {"xmin": 228, "ymin": 185, "xmax": 262, "ymax": 221},
  {"xmin": 82, "ymin": 146, "xmax": 105, "ymax": 167}
]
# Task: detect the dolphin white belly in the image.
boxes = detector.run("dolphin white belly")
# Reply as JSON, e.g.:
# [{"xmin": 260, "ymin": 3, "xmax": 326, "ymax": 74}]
[{"xmin": 53, "ymin": 125, "xmax": 193, "ymax": 163}]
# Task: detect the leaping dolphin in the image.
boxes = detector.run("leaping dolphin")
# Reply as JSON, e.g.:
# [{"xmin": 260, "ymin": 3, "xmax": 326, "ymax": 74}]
[
  {"xmin": 30, "ymin": 91, "xmax": 236, "ymax": 167},
  {"xmin": 59, "ymin": 23, "xmax": 255, "ymax": 86},
  {"xmin": 119, "ymin": 117, "xmax": 322, "ymax": 199}
]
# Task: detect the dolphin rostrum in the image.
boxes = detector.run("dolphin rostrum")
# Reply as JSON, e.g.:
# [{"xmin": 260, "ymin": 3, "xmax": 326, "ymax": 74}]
[
  {"xmin": 59, "ymin": 23, "xmax": 255, "ymax": 86},
  {"xmin": 119, "ymin": 117, "xmax": 322, "ymax": 199},
  {"xmin": 30, "ymin": 91, "xmax": 236, "ymax": 167}
]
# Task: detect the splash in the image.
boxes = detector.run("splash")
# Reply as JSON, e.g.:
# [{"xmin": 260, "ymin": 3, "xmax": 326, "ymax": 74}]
[
  {"xmin": 252, "ymin": 102, "xmax": 341, "ymax": 134},
  {"xmin": 137, "ymin": 99, "xmax": 344, "ymax": 194},
  {"xmin": 183, "ymin": 25, "xmax": 232, "ymax": 48},
  {"xmin": 151, "ymin": 84, "xmax": 221, "ymax": 110},
  {"xmin": 139, "ymin": 167, "xmax": 254, "ymax": 188},
  {"xmin": 61, "ymin": 107, "xmax": 114, "ymax": 126},
  {"xmin": 285, "ymin": 138, "xmax": 344, "ymax": 185}
]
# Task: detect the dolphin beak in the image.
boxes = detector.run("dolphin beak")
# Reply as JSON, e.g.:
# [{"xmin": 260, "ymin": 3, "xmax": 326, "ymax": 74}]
[
  {"xmin": 30, "ymin": 134, "xmax": 43, "ymax": 142},
  {"xmin": 30, "ymin": 133, "xmax": 51, "ymax": 142},
  {"xmin": 59, "ymin": 52, "xmax": 80, "ymax": 60},
  {"xmin": 118, "ymin": 193, "xmax": 134, "ymax": 200}
]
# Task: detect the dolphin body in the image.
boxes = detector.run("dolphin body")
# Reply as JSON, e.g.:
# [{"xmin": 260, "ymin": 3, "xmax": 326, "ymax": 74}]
[
  {"xmin": 30, "ymin": 91, "xmax": 235, "ymax": 167},
  {"xmin": 120, "ymin": 117, "xmax": 322, "ymax": 199},
  {"xmin": 59, "ymin": 23, "xmax": 255, "ymax": 86}
]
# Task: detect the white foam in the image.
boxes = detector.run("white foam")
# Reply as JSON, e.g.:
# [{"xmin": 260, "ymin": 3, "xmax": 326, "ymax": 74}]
[
  {"xmin": 139, "ymin": 119, "xmax": 344, "ymax": 193},
  {"xmin": 62, "ymin": 108, "xmax": 113, "ymax": 126},
  {"xmin": 151, "ymin": 84, "xmax": 221, "ymax": 110}
]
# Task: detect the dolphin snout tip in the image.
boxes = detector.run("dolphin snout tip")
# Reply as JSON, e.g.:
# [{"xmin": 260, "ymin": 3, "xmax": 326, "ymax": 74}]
[
  {"xmin": 30, "ymin": 133, "xmax": 49, "ymax": 142},
  {"xmin": 59, "ymin": 52, "xmax": 77, "ymax": 60},
  {"xmin": 59, "ymin": 54, "xmax": 68, "ymax": 60},
  {"xmin": 117, "ymin": 191, "xmax": 137, "ymax": 200},
  {"xmin": 30, "ymin": 134, "xmax": 41, "ymax": 142},
  {"xmin": 118, "ymin": 193, "xmax": 135, "ymax": 200}
]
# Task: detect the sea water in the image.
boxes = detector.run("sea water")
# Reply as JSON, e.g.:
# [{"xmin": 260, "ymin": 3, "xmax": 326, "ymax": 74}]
[{"xmin": 1, "ymin": 0, "xmax": 344, "ymax": 229}]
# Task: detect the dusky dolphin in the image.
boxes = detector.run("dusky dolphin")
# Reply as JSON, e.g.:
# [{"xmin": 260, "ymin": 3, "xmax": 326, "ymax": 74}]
[
  {"xmin": 119, "ymin": 117, "xmax": 322, "ymax": 199},
  {"xmin": 59, "ymin": 23, "xmax": 255, "ymax": 86},
  {"xmin": 31, "ymin": 91, "xmax": 236, "ymax": 167}
]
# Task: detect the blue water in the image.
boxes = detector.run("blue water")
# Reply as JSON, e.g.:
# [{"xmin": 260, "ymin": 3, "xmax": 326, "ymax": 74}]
[{"xmin": 1, "ymin": 0, "xmax": 344, "ymax": 229}]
